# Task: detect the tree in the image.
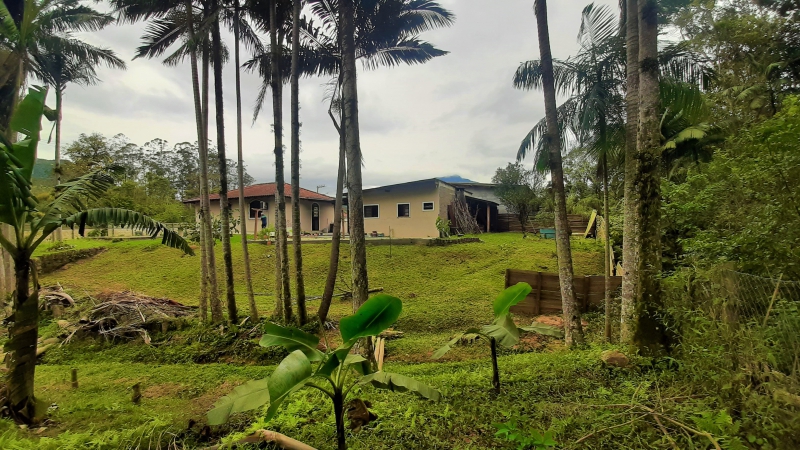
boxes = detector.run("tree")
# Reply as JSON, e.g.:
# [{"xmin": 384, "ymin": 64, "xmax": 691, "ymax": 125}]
[
  {"xmin": 300, "ymin": 0, "xmax": 453, "ymax": 323},
  {"xmin": 0, "ymin": 86, "xmax": 193, "ymax": 422},
  {"xmin": 266, "ymin": 0, "xmax": 293, "ymax": 323},
  {"xmin": 492, "ymin": 163, "xmax": 544, "ymax": 238},
  {"xmin": 233, "ymin": 0, "xmax": 257, "ymax": 320},
  {"xmin": 290, "ymin": 0, "xmax": 306, "ymax": 324},
  {"xmin": 628, "ymin": 0, "xmax": 668, "ymax": 353},
  {"xmin": 0, "ymin": 0, "xmax": 116, "ymax": 132},
  {"xmin": 532, "ymin": 0, "xmax": 584, "ymax": 346}
]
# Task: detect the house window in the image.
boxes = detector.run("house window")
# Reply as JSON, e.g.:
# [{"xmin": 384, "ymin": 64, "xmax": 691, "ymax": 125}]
[
  {"xmin": 422, "ymin": 202, "xmax": 434, "ymax": 211},
  {"xmin": 364, "ymin": 205, "xmax": 379, "ymax": 218},
  {"xmin": 397, "ymin": 203, "xmax": 410, "ymax": 218},
  {"xmin": 249, "ymin": 200, "xmax": 266, "ymax": 219}
]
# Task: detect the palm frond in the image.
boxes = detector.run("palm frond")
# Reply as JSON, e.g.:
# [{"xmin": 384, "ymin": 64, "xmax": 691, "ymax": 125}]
[
  {"xmin": 513, "ymin": 59, "xmax": 578, "ymax": 95},
  {"xmin": 63, "ymin": 208, "xmax": 194, "ymax": 255}
]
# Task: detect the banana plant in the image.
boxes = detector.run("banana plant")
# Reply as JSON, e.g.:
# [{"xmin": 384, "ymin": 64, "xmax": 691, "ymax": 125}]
[
  {"xmin": 208, "ymin": 294, "xmax": 440, "ymax": 450},
  {"xmin": 432, "ymin": 283, "xmax": 564, "ymax": 394},
  {"xmin": 0, "ymin": 86, "xmax": 194, "ymax": 423}
]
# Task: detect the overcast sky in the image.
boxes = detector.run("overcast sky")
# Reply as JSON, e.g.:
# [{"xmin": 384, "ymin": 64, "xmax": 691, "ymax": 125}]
[{"xmin": 39, "ymin": 0, "xmax": 617, "ymax": 197}]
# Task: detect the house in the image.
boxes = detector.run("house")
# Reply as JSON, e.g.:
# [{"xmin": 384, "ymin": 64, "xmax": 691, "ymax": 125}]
[
  {"xmin": 346, "ymin": 178, "xmax": 500, "ymax": 238},
  {"xmin": 183, "ymin": 183, "xmax": 336, "ymax": 234}
]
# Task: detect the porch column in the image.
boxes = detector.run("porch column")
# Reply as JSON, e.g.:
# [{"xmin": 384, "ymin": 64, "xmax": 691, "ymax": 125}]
[{"xmin": 486, "ymin": 203, "xmax": 491, "ymax": 232}]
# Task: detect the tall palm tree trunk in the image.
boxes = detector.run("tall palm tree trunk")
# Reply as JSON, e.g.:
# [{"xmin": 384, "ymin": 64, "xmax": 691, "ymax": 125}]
[
  {"xmin": 211, "ymin": 2, "xmax": 238, "ymax": 324},
  {"xmin": 340, "ymin": 0, "xmax": 369, "ymax": 310},
  {"xmin": 270, "ymin": 0, "xmax": 293, "ymax": 323},
  {"xmin": 290, "ymin": 0, "xmax": 307, "ymax": 325},
  {"xmin": 603, "ymin": 152, "xmax": 612, "ymax": 342},
  {"xmin": 201, "ymin": 28, "xmax": 222, "ymax": 322},
  {"xmin": 632, "ymin": 0, "xmax": 666, "ymax": 353},
  {"xmin": 233, "ymin": 0, "xmax": 258, "ymax": 320},
  {"xmin": 53, "ymin": 87, "xmax": 63, "ymax": 241},
  {"xmin": 187, "ymin": 0, "xmax": 210, "ymax": 322},
  {"xmin": 319, "ymin": 107, "xmax": 346, "ymax": 324},
  {"xmin": 534, "ymin": 0, "xmax": 583, "ymax": 347},
  {"xmin": 7, "ymin": 255, "xmax": 37, "ymax": 422},
  {"xmin": 620, "ymin": 0, "xmax": 640, "ymax": 344}
]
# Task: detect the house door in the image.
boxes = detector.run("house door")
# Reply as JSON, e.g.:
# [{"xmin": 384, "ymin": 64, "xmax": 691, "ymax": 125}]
[{"xmin": 311, "ymin": 203, "xmax": 320, "ymax": 231}]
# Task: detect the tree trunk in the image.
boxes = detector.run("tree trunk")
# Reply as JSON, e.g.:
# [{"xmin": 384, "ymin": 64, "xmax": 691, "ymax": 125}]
[
  {"xmin": 201, "ymin": 21, "xmax": 222, "ymax": 323},
  {"xmin": 603, "ymin": 152, "xmax": 612, "ymax": 342},
  {"xmin": 319, "ymin": 109, "xmax": 346, "ymax": 324},
  {"xmin": 340, "ymin": 0, "xmax": 369, "ymax": 311},
  {"xmin": 234, "ymin": 0, "xmax": 258, "ymax": 321},
  {"xmin": 620, "ymin": 0, "xmax": 640, "ymax": 345},
  {"xmin": 211, "ymin": 2, "xmax": 238, "ymax": 324},
  {"xmin": 632, "ymin": 0, "xmax": 667, "ymax": 354},
  {"xmin": 490, "ymin": 337, "xmax": 500, "ymax": 394},
  {"xmin": 6, "ymin": 256, "xmax": 38, "ymax": 422},
  {"xmin": 290, "ymin": 0, "xmax": 307, "ymax": 325},
  {"xmin": 186, "ymin": 0, "xmax": 210, "ymax": 322},
  {"xmin": 54, "ymin": 87, "xmax": 63, "ymax": 241},
  {"xmin": 333, "ymin": 388, "xmax": 347, "ymax": 450},
  {"xmin": 270, "ymin": 0, "xmax": 293, "ymax": 323},
  {"xmin": 534, "ymin": 0, "xmax": 583, "ymax": 347}
]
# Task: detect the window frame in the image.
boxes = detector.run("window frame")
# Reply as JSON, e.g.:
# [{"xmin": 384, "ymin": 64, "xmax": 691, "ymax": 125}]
[
  {"xmin": 422, "ymin": 201, "xmax": 435, "ymax": 211},
  {"xmin": 364, "ymin": 204, "xmax": 380, "ymax": 219},
  {"xmin": 397, "ymin": 203, "xmax": 411, "ymax": 218},
  {"xmin": 249, "ymin": 200, "xmax": 266, "ymax": 219}
]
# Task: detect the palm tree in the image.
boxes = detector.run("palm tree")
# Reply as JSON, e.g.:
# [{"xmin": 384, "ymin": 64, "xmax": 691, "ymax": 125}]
[
  {"xmin": 302, "ymin": 0, "xmax": 454, "ymax": 316},
  {"xmin": 233, "ymin": 0, "xmax": 258, "ymax": 320},
  {"xmin": 515, "ymin": 4, "xmax": 624, "ymax": 342},
  {"xmin": 620, "ymin": 0, "xmax": 640, "ymax": 344},
  {"xmin": 289, "ymin": 0, "xmax": 306, "ymax": 324},
  {"xmin": 0, "ymin": 0, "xmax": 116, "ymax": 131},
  {"xmin": 32, "ymin": 42, "xmax": 125, "ymax": 185},
  {"xmin": 115, "ymin": 0, "xmax": 262, "ymax": 323},
  {"xmin": 0, "ymin": 86, "xmax": 193, "ymax": 422},
  {"xmin": 531, "ymin": 0, "xmax": 584, "ymax": 346},
  {"xmin": 630, "ymin": 0, "xmax": 667, "ymax": 353}
]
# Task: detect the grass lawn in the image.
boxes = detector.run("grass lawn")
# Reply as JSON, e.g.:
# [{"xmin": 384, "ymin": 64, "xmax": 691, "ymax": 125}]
[{"xmin": 0, "ymin": 233, "xmax": 748, "ymax": 449}]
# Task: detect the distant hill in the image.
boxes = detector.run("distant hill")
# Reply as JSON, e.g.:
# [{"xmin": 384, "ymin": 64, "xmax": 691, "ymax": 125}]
[
  {"xmin": 439, "ymin": 175, "xmax": 474, "ymax": 183},
  {"xmin": 33, "ymin": 158, "xmax": 56, "ymax": 181}
]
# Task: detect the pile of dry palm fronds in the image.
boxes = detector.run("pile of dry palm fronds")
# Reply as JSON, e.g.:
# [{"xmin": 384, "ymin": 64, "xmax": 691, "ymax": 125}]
[
  {"xmin": 63, "ymin": 291, "xmax": 195, "ymax": 344},
  {"xmin": 451, "ymin": 193, "xmax": 481, "ymax": 235}
]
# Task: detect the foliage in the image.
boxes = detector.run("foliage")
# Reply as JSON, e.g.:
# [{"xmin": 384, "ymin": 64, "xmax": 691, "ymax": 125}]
[
  {"xmin": 662, "ymin": 96, "xmax": 800, "ymax": 278},
  {"xmin": 433, "ymin": 283, "xmax": 563, "ymax": 391},
  {"xmin": 435, "ymin": 216, "xmax": 451, "ymax": 238},
  {"xmin": 495, "ymin": 421, "xmax": 558, "ymax": 450},
  {"xmin": 208, "ymin": 294, "xmax": 440, "ymax": 448},
  {"xmin": 178, "ymin": 215, "xmax": 241, "ymax": 243},
  {"xmin": 492, "ymin": 163, "xmax": 546, "ymax": 238}
]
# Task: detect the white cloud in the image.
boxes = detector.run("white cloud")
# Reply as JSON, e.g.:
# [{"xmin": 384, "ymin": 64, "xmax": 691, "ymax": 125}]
[{"xmin": 39, "ymin": 0, "xmax": 617, "ymax": 197}]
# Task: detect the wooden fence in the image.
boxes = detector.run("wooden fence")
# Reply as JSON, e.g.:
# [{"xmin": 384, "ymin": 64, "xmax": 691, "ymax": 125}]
[
  {"xmin": 505, "ymin": 269, "xmax": 622, "ymax": 315},
  {"xmin": 496, "ymin": 214, "xmax": 590, "ymax": 235}
]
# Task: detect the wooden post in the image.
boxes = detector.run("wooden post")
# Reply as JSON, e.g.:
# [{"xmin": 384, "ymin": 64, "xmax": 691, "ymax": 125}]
[
  {"xmin": 582, "ymin": 276, "xmax": 591, "ymax": 312},
  {"xmin": 490, "ymin": 337, "xmax": 500, "ymax": 394},
  {"xmin": 486, "ymin": 203, "xmax": 491, "ymax": 232},
  {"xmin": 71, "ymin": 368, "xmax": 78, "ymax": 389},
  {"xmin": 132, "ymin": 383, "xmax": 141, "ymax": 404},
  {"xmin": 504, "ymin": 269, "xmax": 510, "ymax": 288},
  {"xmin": 534, "ymin": 272, "xmax": 542, "ymax": 315}
]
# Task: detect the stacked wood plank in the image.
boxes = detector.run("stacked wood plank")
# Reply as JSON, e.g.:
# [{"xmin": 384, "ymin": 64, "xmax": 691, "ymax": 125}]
[{"xmin": 496, "ymin": 214, "xmax": 589, "ymax": 235}]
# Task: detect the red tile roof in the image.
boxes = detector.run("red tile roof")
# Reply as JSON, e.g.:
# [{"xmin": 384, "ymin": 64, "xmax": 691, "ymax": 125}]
[{"xmin": 183, "ymin": 183, "xmax": 334, "ymax": 203}]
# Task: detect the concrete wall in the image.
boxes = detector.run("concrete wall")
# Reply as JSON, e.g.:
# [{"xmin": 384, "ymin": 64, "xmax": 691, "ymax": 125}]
[
  {"xmin": 362, "ymin": 180, "xmax": 450, "ymax": 238},
  {"xmin": 196, "ymin": 197, "xmax": 335, "ymax": 234}
]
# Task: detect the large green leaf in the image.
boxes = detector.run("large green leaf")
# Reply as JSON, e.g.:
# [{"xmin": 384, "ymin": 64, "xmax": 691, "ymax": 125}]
[
  {"xmin": 259, "ymin": 323, "xmax": 324, "ymax": 362},
  {"xmin": 481, "ymin": 314, "xmax": 520, "ymax": 348},
  {"xmin": 493, "ymin": 282, "xmax": 532, "ymax": 317},
  {"xmin": 264, "ymin": 350, "xmax": 314, "ymax": 421},
  {"xmin": 519, "ymin": 323, "xmax": 565, "ymax": 339},
  {"xmin": 431, "ymin": 329, "xmax": 481, "ymax": 360},
  {"xmin": 339, "ymin": 294, "xmax": 402, "ymax": 344},
  {"xmin": 207, "ymin": 379, "xmax": 270, "ymax": 426},
  {"xmin": 9, "ymin": 86, "xmax": 47, "ymax": 183},
  {"xmin": 361, "ymin": 372, "xmax": 441, "ymax": 401}
]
